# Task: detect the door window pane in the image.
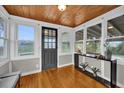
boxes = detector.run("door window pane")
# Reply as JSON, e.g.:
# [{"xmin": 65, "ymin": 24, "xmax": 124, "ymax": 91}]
[
  {"xmin": 52, "ymin": 37, "xmax": 56, "ymax": 42},
  {"xmin": 44, "ymin": 29, "xmax": 49, "ymax": 36},
  {"xmin": 44, "ymin": 36, "xmax": 48, "ymax": 42},
  {"xmin": 18, "ymin": 25, "xmax": 35, "ymax": 56},
  {"xmin": 49, "ymin": 43, "xmax": 52, "ymax": 48},
  {"xmin": 52, "ymin": 43, "xmax": 56, "ymax": 48},
  {"xmin": 44, "ymin": 43, "xmax": 48, "ymax": 49},
  {"xmin": 49, "ymin": 30, "xmax": 53, "ymax": 36},
  {"xmin": 49, "ymin": 37, "xmax": 52, "ymax": 42},
  {"xmin": 52, "ymin": 31, "xmax": 56, "ymax": 36}
]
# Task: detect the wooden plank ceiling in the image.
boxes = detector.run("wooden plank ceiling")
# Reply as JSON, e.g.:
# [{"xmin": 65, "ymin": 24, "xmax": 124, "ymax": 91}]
[{"xmin": 4, "ymin": 5, "xmax": 119, "ymax": 27}]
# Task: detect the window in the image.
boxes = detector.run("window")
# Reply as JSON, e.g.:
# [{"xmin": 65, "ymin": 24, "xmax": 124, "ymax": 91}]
[
  {"xmin": 61, "ymin": 32, "xmax": 70, "ymax": 53},
  {"xmin": 106, "ymin": 15, "xmax": 124, "ymax": 60},
  {"xmin": 86, "ymin": 40, "xmax": 100, "ymax": 54},
  {"xmin": 75, "ymin": 30, "xmax": 83, "ymax": 52},
  {"xmin": 43, "ymin": 28, "xmax": 57, "ymax": 49},
  {"xmin": 0, "ymin": 17, "xmax": 8, "ymax": 60},
  {"xmin": 17, "ymin": 24, "xmax": 35, "ymax": 56},
  {"xmin": 86, "ymin": 23, "xmax": 101, "ymax": 54}
]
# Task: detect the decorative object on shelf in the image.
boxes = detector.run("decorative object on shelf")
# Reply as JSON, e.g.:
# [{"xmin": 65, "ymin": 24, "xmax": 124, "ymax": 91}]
[
  {"xmin": 96, "ymin": 54, "xmax": 105, "ymax": 60},
  {"xmin": 58, "ymin": 5, "xmax": 66, "ymax": 11},
  {"xmin": 76, "ymin": 48, "xmax": 82, "ymax": 54},
  {"xmin": 80, "ymin": 62, "xmax": 89, "ymax": 71},
  {"xmin": 90, "ymin": 66, "xmax": 100, "ymax": 77}
]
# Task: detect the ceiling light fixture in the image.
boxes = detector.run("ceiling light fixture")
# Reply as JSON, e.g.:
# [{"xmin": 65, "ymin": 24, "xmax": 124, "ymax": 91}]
[
  {"xmin": 58, "ymin": 5, "xmax": 66, "ymax": 11},
  {"xmin": 108, "ymin": 26, "xmax": 113, "ymax": 29}
]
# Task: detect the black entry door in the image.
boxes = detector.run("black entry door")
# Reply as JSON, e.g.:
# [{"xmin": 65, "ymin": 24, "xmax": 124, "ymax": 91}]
[{"xmin": 42, "ymin": 27, "xmax": 57, "ymax": 70}]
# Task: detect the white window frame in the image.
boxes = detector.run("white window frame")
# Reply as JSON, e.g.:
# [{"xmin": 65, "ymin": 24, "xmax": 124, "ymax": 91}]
[
  {"xmin": 75, "ymin": 29, "xmax": 84, "ymax": 53},
  {"xmin": 14, "ymin": 22, "xmax": 38, "ymax": 59},
  {"xmin": 86, "ymin": 22, "xmax": 102, "ymax": 55},
  {"xmin": 106, "ymin": 15, "xmax": 124, "ymax": 60},
  {"xmin": 61, "ymin": 31, "xmax": 71, "ymax": 55}
]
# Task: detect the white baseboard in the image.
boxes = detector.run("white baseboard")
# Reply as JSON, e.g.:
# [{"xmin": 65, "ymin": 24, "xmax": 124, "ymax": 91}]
[
  {"xmin": 58, "ymin": 63, "xmax": 73, "ymax": 68},
  {"xmin": 21, "ymin": 70, "xmax": 41, "ymax": 76},
  {"xmin": 21, "ymin": 63, "xmax": 73, "ymax": 76},
  {"xmin": 117, "ymin": 82, "xmax": 124, "ymax": 88}
]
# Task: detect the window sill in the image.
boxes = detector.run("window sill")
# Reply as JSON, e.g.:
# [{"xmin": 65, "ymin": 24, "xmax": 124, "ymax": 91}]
[
  {"xmin": 0, "ymin": 59, "xmax": 9, "ymax": 67},
  {"xmin": 59, "ymin": 53, "xmax": 72, "ymax": 56}
]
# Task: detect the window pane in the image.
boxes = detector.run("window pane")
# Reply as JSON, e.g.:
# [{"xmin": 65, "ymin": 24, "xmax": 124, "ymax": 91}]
[
  {"xmin": 107, "ymin": 15, "xmax": 124, "ymax": 38},
  {"xmin": 107, "ymin": 39, "xmax": 124, "ymax": 60},
  {"xmin": 0, "ymin": 39, "xmax": 4, "ymax": 56},
  {"xmin": 75, "ymin": 42, "xmax": 83, "ymax": 52},
  {"xmin": 76, "ymin": 30, "xmax": 83, "ymax": 41},
  {"xmin": 86, "ymin": 41, "xmax": 100, "ymax": 54},
  {"xmin": 62, "ymin": 42, "xmax": 70, "ymax": 53},
  {"xmin": 0, "ymin": 18, "xmax": 5, "ymax": 38},
  {"xmin": 18, "ymin": 25, "xmax": 34, "ymax": 56},
  {"xmin": 61, "ymin": 32, "xmax": 70, "ymax": 53},
  {"xmin": 87, "ymin": 23, "xmax": 101, "ymax": 39},
  {"xmin": 62, "ymin": 32, "xmax": 69, "ymax": 42}
]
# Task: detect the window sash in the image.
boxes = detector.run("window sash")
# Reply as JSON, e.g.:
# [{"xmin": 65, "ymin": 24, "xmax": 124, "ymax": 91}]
[
  {"xmin": 0, "ymin": 38, "xmax": 8, "ymax": 59},
  {"xmin": 16, "ymin": 24, "xmax": 36, "ymax": 57}
]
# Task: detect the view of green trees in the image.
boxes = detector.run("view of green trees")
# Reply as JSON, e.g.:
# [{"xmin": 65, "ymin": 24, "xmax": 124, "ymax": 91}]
[
  {"xmin": 108, "ymin": 41, "xmax": 124, "ymax": 55},
  {"xmin": 86, "ymin": 41, "xmax": 100, "ymax": 54}
]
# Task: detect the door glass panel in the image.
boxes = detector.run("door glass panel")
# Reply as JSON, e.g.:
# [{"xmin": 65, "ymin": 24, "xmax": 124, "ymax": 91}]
[
  {"xmin": 52, "ymin": 43, "xmax": 56, "ymax": 48},
  {"xmin": 52, "ymin": 37, "xmax": 56, "ymax": 42},
  {"xmin": 52, "ymin": 31, "xmax": 56, "ymax": 36},
  {"xmin": 49, "ymin": 37, "xmax": 52, "ymax": 42},
  {"xmin": 44, "ymin": 29, "xmax": 48, "ymax": 36},
  {"xmin": 44, "ymin": 43, "xmax": 48, "ymax": 49},
  {"xmin": 49, "ymin": 30, "xmax": 53, "ymax": 36},
  {"xmin": 49, "ymin": 43, "xmax": 52, "ymax": 48},
  {"xmin": 44, "ymin": 36, "xmax": 48, "ymax": 42}
]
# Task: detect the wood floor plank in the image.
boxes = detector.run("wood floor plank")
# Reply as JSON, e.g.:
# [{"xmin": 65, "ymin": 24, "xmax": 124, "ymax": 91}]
[{"xmin": 19, "ymin": 65, "xmax": 106, "ymax": 88}]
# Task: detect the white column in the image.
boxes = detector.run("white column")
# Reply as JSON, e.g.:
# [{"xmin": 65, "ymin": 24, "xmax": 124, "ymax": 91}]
[{"xmin": 101, "ymin": 18, "xmax": 107, "ymax": 77}]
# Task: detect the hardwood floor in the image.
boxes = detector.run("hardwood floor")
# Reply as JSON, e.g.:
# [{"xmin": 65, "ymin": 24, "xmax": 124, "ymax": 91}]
[{"xmin": 19, "ymin": 65, "xmax": 106, "ymax": 88}]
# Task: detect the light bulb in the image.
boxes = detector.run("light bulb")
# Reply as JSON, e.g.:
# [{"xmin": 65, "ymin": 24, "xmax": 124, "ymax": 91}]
[{"xmin": 58, "ymin": 5, "xmax": 66, "ymax": 11}]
